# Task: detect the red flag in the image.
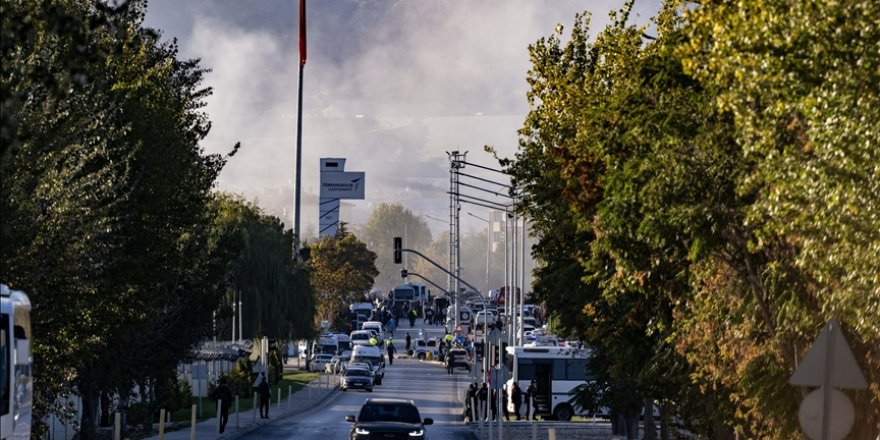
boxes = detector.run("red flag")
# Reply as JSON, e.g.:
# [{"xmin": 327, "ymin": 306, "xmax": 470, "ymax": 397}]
[{"xmin": 299, "ymin": 0, "xmax": 307, "ymax": 66}]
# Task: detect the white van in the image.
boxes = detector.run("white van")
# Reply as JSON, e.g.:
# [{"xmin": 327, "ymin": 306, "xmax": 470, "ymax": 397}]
[
  {"xmin": 361, "ymin": 321, "xmax": 385, "ymax": 342},
  {"xmin": 350, "ymin": 344, "xmax": 385, "ymax": 383}
]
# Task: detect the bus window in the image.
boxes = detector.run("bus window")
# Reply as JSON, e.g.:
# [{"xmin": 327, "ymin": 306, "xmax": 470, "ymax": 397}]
[
  {"xmin": 566, "ymin": 359, "xmax": 590, "ymax": 381},
  {"xmin": 518, "ymin": 364, "xmax": 535, "ymax": 381},
  {"xmin": 552, "ymin": 359, "xmax": 566, "ymax": 379}
]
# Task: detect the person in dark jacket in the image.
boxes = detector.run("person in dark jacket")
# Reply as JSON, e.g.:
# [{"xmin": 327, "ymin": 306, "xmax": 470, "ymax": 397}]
[
  {"xmin": 525, "ymin": 380, "xmax": 537, "ymax": 420},
  {"xmin": 511, "ymin": 382, "xmax": 522, "ymax": 420},
  {"xmin": 405, "ymin": 332, "xmax": 412, "ymax": 351},
  {"xmin": 213, "ymin": 377, "xmax": 233, "ymax": 432},
  {"xmin": 465, "ymin": 383, "xmax": 477, "ymax": 422},
  {"xmin": 257, "ymin": 374, "xmax": 272, "ymax": 419},
  {"xmin": 446, "ymin": 350, "xmax": 456, "ymax": 375},
  {"xmin": 478, "ymin": 383, "xmax": 489, "ymax": 421}
]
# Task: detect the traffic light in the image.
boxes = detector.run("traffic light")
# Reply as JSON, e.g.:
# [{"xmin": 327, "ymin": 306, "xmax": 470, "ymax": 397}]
[
  {"xmin": 400, "ymin": 269, "xmax": 408, "ymax": 278},
  {"xmin": 393, "ymin": 237, "xmax": 402, "ymax": 264}
]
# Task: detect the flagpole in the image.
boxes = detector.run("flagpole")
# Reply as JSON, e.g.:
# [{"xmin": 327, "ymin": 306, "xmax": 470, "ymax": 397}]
[{"xmin": 294, "ymin": 0, "xmax": 306, "ymax": 253}]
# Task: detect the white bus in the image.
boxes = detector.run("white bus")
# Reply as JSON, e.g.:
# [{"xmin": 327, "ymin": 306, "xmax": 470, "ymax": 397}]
[
  {"xmin": 1, "ymin": 284, "xmax": 32, "ymax": 440},
  {"xmin": 504, "ymin": 345, "xmax": 592, "ymax": 421}
]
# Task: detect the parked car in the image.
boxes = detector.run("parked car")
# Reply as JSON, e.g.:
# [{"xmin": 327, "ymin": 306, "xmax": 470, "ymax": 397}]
[
  {"xmin": 345, "ymin": 398, "xmax": 433, "ymax": 440},
  {"xmin": 325, "ymin": 355, "xmax": 344, "ymax": 374},
  {"xmin": 310, "ymin": 353, "xmax": 335, "ymax": 372},
  {"xmin": 413, "ymin": 337, "xmax": 438, "ymax": 360},
  {"xmin": 351, "ymin": 344, "xmax": 384, "ymax": 384},
  {"xmin": 340, "ymin": 367, "xmax": 374, "ymax": 392},
  {"xmin": 350, "ymin": 330, "xmax": 373, "ymax": 346}
]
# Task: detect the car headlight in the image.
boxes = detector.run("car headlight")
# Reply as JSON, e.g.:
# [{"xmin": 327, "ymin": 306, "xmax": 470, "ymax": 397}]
[
  {"xmin": 355, "ymin": 427, "xmax": 370, "ymax": 435},
  {"xmin": 408, "ymin": 429, "xmax": 424, "ymax": 436}
]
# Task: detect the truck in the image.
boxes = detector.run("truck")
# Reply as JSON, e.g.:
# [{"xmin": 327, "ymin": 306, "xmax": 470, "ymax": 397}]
[{"xmin": 1, "ymin": 284, "xmax": 33, "ymax": 440}]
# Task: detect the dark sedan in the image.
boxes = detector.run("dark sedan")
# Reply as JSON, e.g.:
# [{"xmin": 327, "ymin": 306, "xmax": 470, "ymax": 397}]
[
  {"xmin": 341, "ymin": 368, "xmax": 374, "ymax": 392},
  {"xmin": 346, "ymin": 398, "xmax": 433, "ymax": 440}
]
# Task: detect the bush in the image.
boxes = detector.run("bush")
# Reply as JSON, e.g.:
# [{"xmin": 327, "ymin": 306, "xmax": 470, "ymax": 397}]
[{"xmin": 228, "ymin": 358, "xmax": 254, "ymax": 398}]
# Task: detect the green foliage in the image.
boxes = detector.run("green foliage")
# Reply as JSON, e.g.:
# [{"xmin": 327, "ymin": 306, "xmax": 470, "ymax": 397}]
[
  {"xmin": 308, "ymin": 229, "xmax": 379, "ymax": 330},
  {"xmin": 0, "ymin": 1, "xmax": 312, "ymax": 438},
  {"xmin": 208, "ymin": 194, "xmax": 316, "ymax": 340},
  {"xmin": 358, "ymin": 203, "xmax": 432, "ymax": 292},
  {"xmin": 509, "ymin": 0, "xmax": 879, "ymax": 438},
  {"xmin": 227, "ymin": 359, "xmax": 255, "ymax": 398}
]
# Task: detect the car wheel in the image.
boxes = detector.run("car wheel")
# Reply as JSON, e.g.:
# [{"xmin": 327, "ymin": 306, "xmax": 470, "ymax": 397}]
[
  {"xmin": 367, "ymin": 388, "xmax": 373, "ymax": 392},
  {"xmin": 553, "ymin": 404, "xmax": 573, "ymax": 422},
  {"xmin": 418, "ymin": 353, "xmax": 426, "ymax": 361},
  {"xmin": 342, "ymin": 387, "xmax": 347, "ymax": 392}
]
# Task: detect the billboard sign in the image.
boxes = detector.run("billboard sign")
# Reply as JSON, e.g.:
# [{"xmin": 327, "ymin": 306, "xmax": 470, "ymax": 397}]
[{"xmin": 320, "ymin": 171, "xmax": 365, "ymax": 199}]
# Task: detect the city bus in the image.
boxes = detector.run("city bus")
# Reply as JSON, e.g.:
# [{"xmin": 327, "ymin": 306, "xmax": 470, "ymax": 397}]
[
  {"xmin": 1, "ymin": 284, "xmax": 32, "ymax": 440},
  {"xmin": 504, "ymin": 345, "xmax": 592, "ymax": 421},
  {"xmin": 389, "ymin": 282, "xmax": 427, "ymax": 313}
]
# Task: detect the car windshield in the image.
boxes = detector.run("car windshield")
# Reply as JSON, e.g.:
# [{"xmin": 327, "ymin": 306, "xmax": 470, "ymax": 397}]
[
  {"xmin": 358, "ymin": 403, "xmax": 422, "ymax": 424},
  {"xmin": 345, "ymin": 369, "xmax": 371, "ymax": 377}
]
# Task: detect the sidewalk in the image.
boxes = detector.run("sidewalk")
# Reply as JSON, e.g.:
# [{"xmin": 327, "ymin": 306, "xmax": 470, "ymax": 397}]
[{"xmin": 142, "ymin": 372, "xmax": 339, "ymax": 440}]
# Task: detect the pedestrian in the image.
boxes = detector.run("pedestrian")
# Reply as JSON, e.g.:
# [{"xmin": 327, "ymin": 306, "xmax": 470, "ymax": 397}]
[
  {"xmin": 405, "ymin": 332, "xmax": 411, "ymax": 351},
  {"xmin": 409, "ymin": 308, "xmax": 418, "ymax": 327},
  {"xmin": 446, "ymin": 350, "xmax": 455, "ymax": 375},
  {"xmin": 257, "ymin": 374, "xmax": 271, "ymax": 419},
  {"xmin": 479, "ymin": 383, "xmax": 489, "ymax": 421},
  {"xmin": 212, "ymin": 376, "xmax": 233, "ymax": 433},
  {"xmin": 386, "ymin": 339, "xmax": 396, "ymax": 365},
  {"xmin": 424, "ymin": 308, "xmax": 433, "ymax": 325},
  {"xmin": 465, "ymin": 383, "xmax": 477, "ymax": 422},
  {"xmin": 502, "ymin": 386, "xmax": 510, "ymax": 421},
  {"xmin": 511, "ymin": 382, "xmax": 522, "ymax": 420},
  {"xmin": 388, "ymin": 317, "xmax": 397, "ymax": 335},
  {"xmin": 525, "ymin": 380, "xmax": 537, "ymax": 420},
  {"xmin": 490, "ymin": 388, "xmax": 498, "ymax": 421}
]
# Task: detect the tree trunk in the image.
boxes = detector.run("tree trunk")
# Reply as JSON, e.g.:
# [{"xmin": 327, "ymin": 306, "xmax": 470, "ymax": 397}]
[
  {"xmin": 643, "ymin": 398, "xmax": 656, "ymax": 440},
  {"xmin": 624, "ymin": 401, "xmax": 642, "ymax": 440},
  {"xmin": 659, "ymin": 401, "xmax": 670, "ymax": 440},
  {"xmin": 79, "ymin": 388, "xmax": 100, "ymax": 440}
]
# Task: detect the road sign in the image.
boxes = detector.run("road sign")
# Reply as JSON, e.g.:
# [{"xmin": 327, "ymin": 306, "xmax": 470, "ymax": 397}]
[
  {"xmin": 790, "ymin": 319, "xmax": 866, "ymax": 440},
  {"xmin": 789, "ymin": 319, "xmax": 867, "ymax": 389},
  {"xmin": 798, "ymin": 387, "xmax": 855, "ymax": 440}
]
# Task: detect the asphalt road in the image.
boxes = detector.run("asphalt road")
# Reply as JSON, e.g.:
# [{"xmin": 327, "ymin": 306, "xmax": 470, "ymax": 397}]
[{"xmin": 240, "ymin": 323, "xmax": 478, "ymax": 440}]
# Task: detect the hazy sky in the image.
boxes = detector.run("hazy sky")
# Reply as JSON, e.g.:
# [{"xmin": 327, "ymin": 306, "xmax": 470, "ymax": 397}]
[{"xmin": 143, "ymin": 0, "xmax": 661, "ymax": 238}]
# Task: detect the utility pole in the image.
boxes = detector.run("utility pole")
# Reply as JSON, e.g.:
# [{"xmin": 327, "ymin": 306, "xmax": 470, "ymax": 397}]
[
  {"xmin": 448, "ymin": 151, "xmax": 466, "ymax": 329},
  {"xmin": 294, "ymin": 0, "xmax": 307, "ymax": 253}
]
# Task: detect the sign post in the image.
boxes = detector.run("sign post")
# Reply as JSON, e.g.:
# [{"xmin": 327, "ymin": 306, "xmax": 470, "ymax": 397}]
[{"xmin": 789, "ymin": 319, "xmax": 867, "ymax": 440}]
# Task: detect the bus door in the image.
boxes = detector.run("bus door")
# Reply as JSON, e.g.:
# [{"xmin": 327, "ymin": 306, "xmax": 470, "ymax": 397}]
[{"xmin": 532, "ymin": 360, "xmax": 553, "ymax": 415}]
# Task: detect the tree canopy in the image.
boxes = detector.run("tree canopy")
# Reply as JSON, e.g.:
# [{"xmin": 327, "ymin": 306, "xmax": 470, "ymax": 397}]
[
  {"xmin": 1, "ymin": 1, "xmax": 315, "ymax": 438},
  {"xmin": 507, "ymin": 0, "xmax": 879, "ymax": 438}
]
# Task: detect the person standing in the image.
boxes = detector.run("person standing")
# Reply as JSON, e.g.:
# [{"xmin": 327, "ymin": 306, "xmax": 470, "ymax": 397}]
[
  {"xmin": 386, "ymin": 339, "xmax": 396, "ymax": 365},
  {"xmin": 257, "ymin": 374, "xmax": 271, "ymax": 419},
  {"xmin": 405, "ymin": 332, "xmax": 412, "ymax": 351},
  {"xmin": 446, "ymin": 350, "xmax": 455, "ymax": 375},
  {"xmin": 502, "ymin": 386, "xmax": 510, "ymax": 421},
  {"xmin": 465, "ymin": 383, "xmax": 477, "ymax": 422},
  {"xmin": 478, "ymin": 383, "xmax": 489, "ymax": 421},
  {"xmin": 388, "ymin": 317, "xmax": 397, "ymax": 336},
  {"xmin": 212, "ymin": 377, "xmax": 233, "ymax": 433},
  {"xmin": 525, "ymin": 380, "xmax": 537, "ymax": 420},
  {"xmin": 490, "ymin": 388, "xmax": 498, "ymax": 421},
  {"xmin": 511, "ymin": 382, "xmax": 523, "ymax": 420}
]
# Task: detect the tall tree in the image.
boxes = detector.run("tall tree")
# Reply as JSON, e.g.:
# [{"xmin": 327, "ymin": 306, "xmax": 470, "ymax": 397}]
[
  {"xmin": 308, "ymin": 228, "xmax": 379, "ymax": 330},
  {"xmin": 358, "ymin": 203, "xmax": 432, "ymax": 293}
]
